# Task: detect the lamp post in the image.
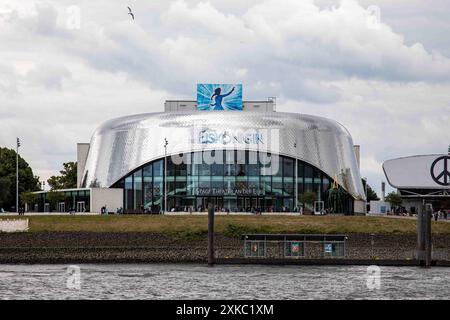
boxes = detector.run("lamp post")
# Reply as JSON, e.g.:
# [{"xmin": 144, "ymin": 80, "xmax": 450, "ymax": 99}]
[
  {"xmin": 363, "ymin": 177, "xmax": 368, "ymax": 214},
  {"xmin": 163, "ymin": 138, "xmax": 168, "ymax": 214},
  {"xmin": 16, "ymin": 137, "xmax": 20, "ymax": 213}
]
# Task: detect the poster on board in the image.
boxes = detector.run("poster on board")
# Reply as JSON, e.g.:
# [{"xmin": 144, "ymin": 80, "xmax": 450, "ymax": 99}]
[{"xmin": 197, "ymin": 84, "xmax": 242, "ymax": 111}]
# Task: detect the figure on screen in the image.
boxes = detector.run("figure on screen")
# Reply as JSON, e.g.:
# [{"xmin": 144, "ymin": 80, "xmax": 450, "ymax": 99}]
[{"xmin": 210, "ymin": 86, "xmax": 235, "ymax": 110}]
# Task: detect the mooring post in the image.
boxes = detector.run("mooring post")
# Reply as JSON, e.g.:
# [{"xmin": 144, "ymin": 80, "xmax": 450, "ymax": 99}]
[
  {"xmin": 424, "ymin": 204, "xmax": 432, "ymax": 268},
  {"xmin": 207, "ymin": 203, "xmax": 215, "ymax": 266},
  {"xmin": 416, "ymin": 203, "xmax": 425, "ymax": 263},
  {"xmin": 417, "ymin": 202, "xmax": 432, "ymax": 268}
]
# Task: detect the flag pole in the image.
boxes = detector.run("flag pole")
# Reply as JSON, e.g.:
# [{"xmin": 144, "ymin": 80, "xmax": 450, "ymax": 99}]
[{"xmin": 16, "ymin": 137, "xmax": 20, "ymax": 213}]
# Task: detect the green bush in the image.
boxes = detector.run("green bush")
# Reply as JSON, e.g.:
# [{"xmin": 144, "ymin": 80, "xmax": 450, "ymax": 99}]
[
  {"xmin": 224, "ymin": 223, "xmax": 270, "ymax": 238},
  {"xmin": 168, "ymin": 229, "xmax": 207, "ymax": 241},
  {"xmin": 294, "ymin": 227, "xmax": 323, "ymax": 234}
]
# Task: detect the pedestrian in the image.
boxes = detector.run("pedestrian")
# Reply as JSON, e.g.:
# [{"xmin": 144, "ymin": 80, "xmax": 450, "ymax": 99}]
[{"xmin": 434, "ymin": 212, "xmax": 438, "ymax": 221}]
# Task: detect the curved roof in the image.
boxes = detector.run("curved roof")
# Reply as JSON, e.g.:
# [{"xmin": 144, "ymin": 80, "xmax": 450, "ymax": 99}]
[
  {"xmin": 383, "ymin": 154, "xmax": 450, "ymax": 189},
  {"xmin": 82, "ymin": 111, "xmax": 365, "ymax": 200}
]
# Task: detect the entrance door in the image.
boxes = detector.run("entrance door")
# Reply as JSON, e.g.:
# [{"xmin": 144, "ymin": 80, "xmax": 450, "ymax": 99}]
[
  {"xmin": 76, "ymin": 201, "xmax": 85, "ymax": 213},
  {"xmin": 224, "ymin": 198, "xmax": 237, "ymax": 212},
  {"xmin": 284, "ymin": 198, "xmax": 294, "ymax": 212},
  {"xmin": 237, "ymin": 197, "xmax": 263, "ymax": 212},
  {"xmin": 274, "ymin": 198, "xmax": 283, "ymax": 212},
  {"xmin": 251, "ymin": 198, "xmax": 259, "ymax": 210},
  {"xmin": 216, "ymin": 197, "xmax": 224, "ymax": 211},
  {"xmin": 58, "ymin": 202, "xmax": 65, "ymax": 213},
  {"xmin": 244, "ymin": 198, "xmax": 251, "ymax": 212},
  {"xmin": 264, "ymin": 198, "xmax": 274, "ymax": 212},
  {"xmin": 199, "ymin": 197, "xmax": 221, "ymax": 211},
  {"xmin": 237, "ymin": 197, "xmax": 245, "ymax": 212}
]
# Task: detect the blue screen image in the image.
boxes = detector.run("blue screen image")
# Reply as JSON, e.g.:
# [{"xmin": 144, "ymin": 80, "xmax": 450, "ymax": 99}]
[{"xmin": 197, "ymin": 84, "xmax": 242, "ymax": 111}]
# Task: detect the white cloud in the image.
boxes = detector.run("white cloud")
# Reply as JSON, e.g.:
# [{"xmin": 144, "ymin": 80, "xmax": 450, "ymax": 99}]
[{"xmin": 0, "ymin": 0, "xmax": 449, "ymax": 195}]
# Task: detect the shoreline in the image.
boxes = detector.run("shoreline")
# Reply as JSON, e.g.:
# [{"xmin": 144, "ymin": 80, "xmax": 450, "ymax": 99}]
[{"xmin": 0, "ymin": 231, "xmax": 449, "ymax": 266}]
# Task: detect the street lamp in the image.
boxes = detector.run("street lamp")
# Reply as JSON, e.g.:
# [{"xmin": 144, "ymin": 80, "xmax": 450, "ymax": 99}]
[
  {"xmin": 363, "ymin": 177, "xmax": 368, "ymax": 214},
  {"xmin": 163, "ymin": 138, "xmax": 168, "ymax": 215},
  {"xmin": 16, "ymin": 137, "xmax": 20, "ymax": 214}
]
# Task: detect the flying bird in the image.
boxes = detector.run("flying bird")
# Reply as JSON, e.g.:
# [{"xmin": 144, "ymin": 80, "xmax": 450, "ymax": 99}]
[{"xmin": 127, "ymin": 6, "xmax": 134, "ymax": 20}]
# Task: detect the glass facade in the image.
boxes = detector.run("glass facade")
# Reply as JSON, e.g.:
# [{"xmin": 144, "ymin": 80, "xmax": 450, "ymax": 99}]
[
  {"xmin": 34, "ymin": 189, "xmax": 91, "ymax": 212},
  {"xmin": 113, "ymin": 151, "xmax": 354, "ymax": 214}
]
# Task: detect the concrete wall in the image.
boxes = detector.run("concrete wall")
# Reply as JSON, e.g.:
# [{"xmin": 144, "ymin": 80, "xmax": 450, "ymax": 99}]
[
  {"xmin": 164, "ymin": 100, "xmax": 197, "ymax": 112},
  {"xmin": 354, "ymin": 199, "xmax": 366, "ymax": 214},
  {"xmin": 164, "ymin": 100, "xmax": 275, "ymax": 112},
  {"xmin": 77, "ymin": 143, "xmax": 90, "ymax": 188},
  {"xmin": 91, "ymin": 188, "xmax": 123, "ymax": 213},
  {"xmin": 243, "ymin": 101, "xmax": 274, "ymax": 112},
  {"xmin": 369, "ymin": 200, "xmax": 390, "ymax": 215}
]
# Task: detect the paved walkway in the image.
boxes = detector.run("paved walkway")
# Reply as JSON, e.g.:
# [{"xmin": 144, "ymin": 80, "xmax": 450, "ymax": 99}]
[
  {"xmin": 0, "ymin": 212, "xmax": 99, "ymax": 216},
  {"xmin": 0, "ymin": 212, "xmax": 448, "ymax": 221}
]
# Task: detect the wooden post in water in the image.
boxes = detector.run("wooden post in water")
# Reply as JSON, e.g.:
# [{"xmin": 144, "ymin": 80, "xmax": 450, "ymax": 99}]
[
  {"xmin": 207, "ymin": 203, "xmax": 215, "ymax": 266},
  {"xmin": 417, "ymin": 202, "xmax": 432, "ymax": 268},
  {"xmin": 416, "ymin": 203, "xmax": 425, "ymax": 262},
  {"xmin": 424, "ymin": 204, "xmax": 432, "ymax": 267}
]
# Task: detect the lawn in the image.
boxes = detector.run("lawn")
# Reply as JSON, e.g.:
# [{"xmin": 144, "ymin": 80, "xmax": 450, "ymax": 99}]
[{"xmin": 1, "ymin": 215, "xmax": 449, "ymax": 235}]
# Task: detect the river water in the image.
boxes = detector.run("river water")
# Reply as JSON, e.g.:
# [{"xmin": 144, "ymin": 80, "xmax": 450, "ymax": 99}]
[{"xmin": 0, "ymin": 264, "xmax": 449, "ymax": 300}]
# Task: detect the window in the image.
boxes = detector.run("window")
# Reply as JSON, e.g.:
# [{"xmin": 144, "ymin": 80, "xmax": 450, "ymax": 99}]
[
  {"xmin": 167, "ymin": 157, "xmax": 175, "ymax": 177},
  {"xmin": 187, "ymin": 176, "xmax": 198, "ymax": 196},
  {"xmin": 211, "ymin": 163, "xmax": 223, "ymax": 176},
  {"xmin": 143, "ymin": 168, "xmax": 152, "ymax": 209},
  {"xmin": 283, "ymin": 157, "xmax": 294, "ymax": 177},
  {"xmin": 133, "ymin": 170, "xmax": 142, "ymax": 209},
  {"xmin": 304, "ymin": 164, "xmax": 313, "ymax": 192},
  {"xmin": 175, "ymin": 181, "xmax": 186, "ymax": 195},
  {"xmin": 125, "ymin": 176, "xmax": 133, "ymax": 209},
  {"xmin": 117, "ymin": 151, "xmax": 352, "ymax": 214},
  {"xmin": 153, "ymin": 160, "xmax": 163, "ymax": 176}
]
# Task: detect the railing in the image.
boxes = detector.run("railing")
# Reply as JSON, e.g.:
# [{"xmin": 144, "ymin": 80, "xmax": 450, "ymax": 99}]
[{"xmin": 243, "ymin": 234, "xmax": 347, "ymax": 259}]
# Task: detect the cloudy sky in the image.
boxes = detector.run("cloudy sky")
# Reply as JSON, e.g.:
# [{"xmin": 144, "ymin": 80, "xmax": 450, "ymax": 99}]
[{"xmin": 1, "ymin": 0, "xmax": 449, "ymax": 195}]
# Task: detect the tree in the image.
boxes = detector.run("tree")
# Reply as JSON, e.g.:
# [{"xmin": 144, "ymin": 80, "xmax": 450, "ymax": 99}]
[
  {"xmin": 0, "ymin": 147, "xmax": 40, "ymax": 211},
  {"xmin": 20, "ymin": 191, "xmax": 38, "ymax": 210},
  {"xmin": 47, "ymin": 162, "xmax": 77, "ymax": 190},
  {"xmin": 385, "ymin": 191, "xmax": 402, "ymax": 208},
  {"xmin": 299, "ymin": 192, "xmax": 317, "ymax": 207},
  {"xmin": 46, "ymin": 190, "xmax": 66, "ymax": 210},
  {"xmin": 362, "ymin": 179, "xmax": 379, "ymax": 201},
  {"xmin": 0, "ymin": 177, "xmax": 12, "ymax": 210}
]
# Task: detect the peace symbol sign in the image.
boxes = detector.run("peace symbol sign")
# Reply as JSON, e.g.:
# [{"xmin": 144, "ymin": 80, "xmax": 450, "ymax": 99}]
[{"xmin": 430, "ymin": 156, "xmax": 450, "ymax": 186}]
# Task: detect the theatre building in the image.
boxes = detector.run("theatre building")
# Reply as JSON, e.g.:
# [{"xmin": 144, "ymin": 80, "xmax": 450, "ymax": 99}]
[{"xmin": 32, "ymin": 85, "xmax": 366, "ymax": 214}]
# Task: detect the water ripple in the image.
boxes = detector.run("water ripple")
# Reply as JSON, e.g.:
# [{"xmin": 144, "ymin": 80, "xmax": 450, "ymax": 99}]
[{"xmin": 0, "ymin": 264, "xmax": 449, "ymax": 300}]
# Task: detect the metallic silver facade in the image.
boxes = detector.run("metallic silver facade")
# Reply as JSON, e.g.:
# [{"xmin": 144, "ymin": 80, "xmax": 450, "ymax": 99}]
[{"xmin": 82, "ymin": 111, "xmax": 366, "ymax": 200}]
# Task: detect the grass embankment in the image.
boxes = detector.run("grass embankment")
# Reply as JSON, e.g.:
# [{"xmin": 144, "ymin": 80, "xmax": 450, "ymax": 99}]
[{"xmin": 1, "ymin": 215, "xmax": 449, "ymax": 237}]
